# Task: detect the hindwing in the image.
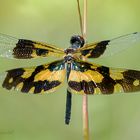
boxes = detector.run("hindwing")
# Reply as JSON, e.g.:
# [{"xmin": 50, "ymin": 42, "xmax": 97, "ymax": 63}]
[
  {"xmin": 1, "ymin": 60, "xmax": 66, "ymax": 94},
  {"xmin": 68, "ymin": 60, "xmax": 140, "ymax": 94}
]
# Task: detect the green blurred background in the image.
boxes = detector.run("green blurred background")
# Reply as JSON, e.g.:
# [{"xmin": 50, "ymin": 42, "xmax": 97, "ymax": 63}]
[{"xmin": 0, "ymin": 0, "xmax": 140, "ymax": 140}]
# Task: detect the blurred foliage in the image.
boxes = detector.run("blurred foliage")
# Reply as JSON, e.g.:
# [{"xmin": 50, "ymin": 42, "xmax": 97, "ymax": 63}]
[{"xmin": 0, "ymin": 0, "xmax": 140, "ymax": 140}]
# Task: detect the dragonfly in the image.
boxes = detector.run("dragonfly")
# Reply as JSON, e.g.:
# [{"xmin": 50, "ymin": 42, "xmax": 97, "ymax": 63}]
[{"xmin": 0, "ymin": 32, "xmax": 140, "ymax": 124}]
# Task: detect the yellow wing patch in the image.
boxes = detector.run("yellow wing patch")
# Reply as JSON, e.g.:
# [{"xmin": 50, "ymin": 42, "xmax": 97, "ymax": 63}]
[
  {"xmin": 0, "ymin": 33, "xmax": 64, "ymax": 59},
  {"xmin": 77, "ymin": 32, "xmax": 140, "ymax": 59},
  {"xmin": 13, "ymin": 40, "xmax": 64, "ymax": 59},
  {"xmin": 2, "ymin": 60, "xmax": 66, "ymax": 94},
  {"xmin": 68, "ymin": 60, "xmax": 140, "ymax": 95}
]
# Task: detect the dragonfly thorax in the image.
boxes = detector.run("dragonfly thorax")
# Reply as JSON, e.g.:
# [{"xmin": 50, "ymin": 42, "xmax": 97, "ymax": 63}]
[{"xmin": 64, "ymin": 55, "xmax": 74, "ymax": 63}]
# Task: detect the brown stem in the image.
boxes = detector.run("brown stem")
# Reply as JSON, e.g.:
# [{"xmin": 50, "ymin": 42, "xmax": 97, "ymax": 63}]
[
  {"xmin": 77, "ymin": 0, "xmax": 83, "ymax": 36},
  {"xmin": 83, "ymin": 94, "xmax": 89, "ymax": 140},
  {"xmin": 76, "ymin": 0, "xmax": 89, "ymax": 139},
  {"xmin": 82, "ymin": 0, "xmax": 89, "ymax": 140}
]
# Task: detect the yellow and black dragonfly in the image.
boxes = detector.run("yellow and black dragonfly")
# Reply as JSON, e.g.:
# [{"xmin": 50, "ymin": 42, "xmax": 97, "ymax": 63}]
[{"xmin": 0, "ymin": 32, "xmax": 140, "ymax": 124}]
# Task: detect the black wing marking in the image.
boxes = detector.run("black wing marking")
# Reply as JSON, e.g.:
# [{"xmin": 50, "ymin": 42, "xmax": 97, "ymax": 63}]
[
  {"xmin": 77, "ymin": 32, "xmax": 140, "ymax": 58},
  {"xmin": 1, "ymin": 60, "xmax": 66, "ymax": 94},
  {"xmin": 68, "ymin": 60, "xmax": 140, "ymax": 94},
  {"xmin": 0, "ymin": 33, "xmax": 64, "ymax": 59}
]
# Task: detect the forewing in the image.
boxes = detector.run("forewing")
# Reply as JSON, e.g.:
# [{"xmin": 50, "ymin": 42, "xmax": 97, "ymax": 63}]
[
  {"xmin": 68, "ymin": 60, "xmax": 140, "ymax": 94},
  {"xmin": 78, "ymin": 32, "xmax": 140, "ymax": 58},
  {"xmin": 0, "ymin": 60, "xmax": 66, "ymax": 94},
  {"xmin": 0, "ymin": 33, "xmax": 64, "ymax": 59}
]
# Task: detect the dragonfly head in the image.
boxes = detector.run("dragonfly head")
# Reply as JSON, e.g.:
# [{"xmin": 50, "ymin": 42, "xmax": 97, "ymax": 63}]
[{"xmin": 70, "ymin": 35, "xmax": 85, "ymax": 49}]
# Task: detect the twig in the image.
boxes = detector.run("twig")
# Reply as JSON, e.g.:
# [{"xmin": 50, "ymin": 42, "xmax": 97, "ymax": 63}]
[
  {"xmin": 83, "ymin": 0, "xmax": 87, "ymax": 39},
  {"xmin": 77, "ymin": 0, "xmax": 89, "ymax": 140},
  {"xmin": 83, "ymin": 94, "xmax": 89, "ymax": 140},
  {"xmin": 82, "ymin": 1, "xmax": 89, "ymax": 139},
  {"xmin": 77, "ymin": 0, "xmax": 83, "ymax": 36}
]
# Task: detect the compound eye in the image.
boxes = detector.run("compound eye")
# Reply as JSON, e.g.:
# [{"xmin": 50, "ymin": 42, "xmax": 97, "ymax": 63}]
[{"xmin": 70, "ymin": 35, "xmax": 85, "ymax": 48}]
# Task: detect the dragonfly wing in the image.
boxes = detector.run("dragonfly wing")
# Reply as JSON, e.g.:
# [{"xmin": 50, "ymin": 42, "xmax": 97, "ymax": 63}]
[
  {"xmin": 68, "ymin": 60, "xmax": 140, "ymax": 94},
  {"xmin": 0, "ymin": 60, "xmax": 66, "ymax": 94},
  {"xmin": 0, "ymin": 33, "xmax": 64, "ymax": 59},
  {"xmin": 79, "ymin": 32, "xmax": 140, "ymax": 58}
]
